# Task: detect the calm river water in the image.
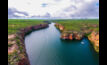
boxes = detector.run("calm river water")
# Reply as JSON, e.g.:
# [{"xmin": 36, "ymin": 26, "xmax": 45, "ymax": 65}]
[{"xmin": 25, "ymin": 23, "xmax": 99, "ymax": 65}]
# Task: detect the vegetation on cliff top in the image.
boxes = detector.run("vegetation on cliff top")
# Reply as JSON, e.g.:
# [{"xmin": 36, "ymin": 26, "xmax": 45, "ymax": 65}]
[
  {"xmin": 53, "ymin": 19, "xmax": 99, "ymax": 53},
  {"xmin": 8, "ymin": 19, "xmax": 46, "ymax": 34},
  {"xmin": 8, "ymin": 19, "xmax": 47, "ymax": 65},
  {"xmin": 53, "ymin": 19, "xmax": 99, "ymax": 32}
]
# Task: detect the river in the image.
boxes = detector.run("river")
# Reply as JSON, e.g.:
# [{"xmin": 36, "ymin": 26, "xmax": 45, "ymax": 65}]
[{"xmin": 25, "ymin": 23, "xmax": 99, "ymax": 65}]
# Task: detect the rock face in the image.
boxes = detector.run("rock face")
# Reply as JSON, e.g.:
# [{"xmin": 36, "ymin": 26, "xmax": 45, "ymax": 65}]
[
  {"xmin": 88, "ymin": 31, "xmax": 99, "ymax": 52},
  {"xmin": 8, "ymin": 24, "xmax": 49, "ymax": 65},
  {"xmin": 55, "ymin": 23, "xmax": 84, "ymax": 40},
  {"xmin": 17, "ymin": 24, "xmax": 49, "ymax": 65},
  {"xmin": 69, "ymin": 34, "xmax": 73, "ymax": 40},
  {"xmin": 8, "ymin": 34, "xmax": 16, "ymax": 39},
  {"xmin": 61, "ymin": 32, "xmax": 84, "ymax": 40},
  {"xmin": 61, "ymin": 33, "xmax": 69, "ymax": 40},
  {"xmin": 55, "ymin": 23, "xmax": 64, "ymax": 31},
  {"xmin": 74, "ymin": 32, "xmax": 84, "ymax": 40},
  {"xmin": 55, "ymin": 23, "xmax": 99, "ymax": 53},
  {"xmin": 18, "ymin": 24, "xmax": 49, "ymax": 39},
  {"xmin": 8, "ymin": 44, "xmax": 18, "ymax": 55}
]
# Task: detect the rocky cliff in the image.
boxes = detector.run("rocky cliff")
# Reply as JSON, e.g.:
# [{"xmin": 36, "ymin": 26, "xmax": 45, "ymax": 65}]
[
  {"xmin": 61, "ymin": 31, "xmax": 84, "ymax": 40},
  {"xmin": 88, "ymin": 31, "xmax": 99, "ymax": 53},
  {"xmin": 8, "ymin": 24, "xmax": 49, "ymax": 65},
  {"xmin": 55, "ymin": 23, "xmax": 64, "ymax": 31},
  {"xmin": 55, "ymin": 23, "xmax": 99, "ymax": 53},
  {"xmin": 55, "ymin": 23, "xmax": 84, "ymax": 40}
]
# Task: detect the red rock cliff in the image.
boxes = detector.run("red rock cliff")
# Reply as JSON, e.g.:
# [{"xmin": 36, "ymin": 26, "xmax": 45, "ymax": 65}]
[{"xmin": 88, "ymin": 31, "xmax": 99, "ymax": 52}]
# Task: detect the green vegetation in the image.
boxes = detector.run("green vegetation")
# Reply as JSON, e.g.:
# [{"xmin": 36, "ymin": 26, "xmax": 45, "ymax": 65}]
[
  {"xmin": 53, "ymin": 19, "xmax": 99, "ymax": 53},
  {"xmin": 53, "ymin": 19, "xmax": 99, "ymax": 32},
  {"xmin": 8, "ymin": 19, "xmax": 48, "ymax": 65},
  {"xmin": 8, "ymin": 19, "xmax": 46, "ymax": 34}
]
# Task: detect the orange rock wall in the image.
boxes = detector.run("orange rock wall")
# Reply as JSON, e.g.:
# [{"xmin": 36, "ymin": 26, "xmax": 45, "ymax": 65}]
[{"xmin": 88, "ymin": 32, "xmax": 99, "ymax": 52}]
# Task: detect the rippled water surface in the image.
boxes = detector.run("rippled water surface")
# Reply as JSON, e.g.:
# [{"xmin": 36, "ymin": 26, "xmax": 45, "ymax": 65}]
[{"xmin": 25, "ymin": 23, "xmax": 99, "ymax": 65}]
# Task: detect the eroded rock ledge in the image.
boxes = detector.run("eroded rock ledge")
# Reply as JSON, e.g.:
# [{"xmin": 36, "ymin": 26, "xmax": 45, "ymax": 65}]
[
  {"xmin": 88, "ymin": 32, "xmax": 99, "ymax": 52},
  {"xmin": 8, "ymin": 24, "xmax": 49, "ymax": 65},
  {"xmin": 55, "ymin": 23, "xmax": 99, "ymax": 53}
]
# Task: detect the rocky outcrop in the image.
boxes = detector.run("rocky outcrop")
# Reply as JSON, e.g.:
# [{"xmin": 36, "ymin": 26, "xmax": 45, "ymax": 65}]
[
  {"xmin": 8, "ymin": 34, "xmax": 30, "ymax": 65},
  {"xmin": 8, "ymin": 44, "xmax": 18, "ymax": 55},
  {"xmin": 8, "ymin": 24, "xmax": 49, "ymax": 65},
  {"xmin": 17, "ymin": 24, "xmax": 48, "ymax": 65},
  {"xmin": 55, "ymin": 23, "xmax": 64, "ymax": 31},
  {"xmin": 61, "ymin": 32, "xmax": 84, "ymax": 40},
  {"xmin": 8, "ymin": 34, "xmax": 16, "ymax": 39},
  {"xmin": 61, "ymin": 33, "xmax": 69, "ymax": 40},
  {"xmin": 55, "ymin": 23, "xmax": 84, "ymax": 40},
  {"xmin": 69, "ymin": 34, "xmax": 73, "ymax": 40},
  {"xmin": 74, "ymin": 32, "xmax": 84, "ymax": 40},
  {"xmin": 55, "ymin": 23, "xmax": 99, "ymax": 53},
  {"xmin": 88, "ymin": 31, "xmax": 99, "ymax": 53}
]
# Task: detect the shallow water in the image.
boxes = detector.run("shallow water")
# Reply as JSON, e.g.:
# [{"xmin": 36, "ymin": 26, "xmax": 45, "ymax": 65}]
[{"xmin": 25, "ymin": 23, "xmax": 99, "ymax": 65}]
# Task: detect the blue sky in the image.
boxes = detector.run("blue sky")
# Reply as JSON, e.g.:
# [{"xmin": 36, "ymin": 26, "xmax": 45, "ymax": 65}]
[{"xmin": 8, "ymin": 0, "xmax": 99, "ymax": 19}]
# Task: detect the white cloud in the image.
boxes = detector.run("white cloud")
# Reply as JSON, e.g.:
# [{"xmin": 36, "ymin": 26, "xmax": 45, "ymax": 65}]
[
  {"xmin": 8, "ymin": 0, "xmax": 99, "ymax": 19},
  {"xmin": 14, "ymin": 13, "xmax": 26, "ymax": 17}
]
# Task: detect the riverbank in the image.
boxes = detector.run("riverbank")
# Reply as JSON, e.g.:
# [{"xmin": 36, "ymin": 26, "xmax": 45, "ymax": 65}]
[
  {"xmin": 8, "ymin": 19, "xmax": 49, "ymax": 65},
  {"xmin": 8, "ymin": 19, "xmax": 99, "ymax": 65},
  {"xmin": 25, "ymin": 23, "xmax": 99, "ymax": 65},
  {"xmin": 54, "ymin": 20, "xmax": 99, "ymax": 53}
]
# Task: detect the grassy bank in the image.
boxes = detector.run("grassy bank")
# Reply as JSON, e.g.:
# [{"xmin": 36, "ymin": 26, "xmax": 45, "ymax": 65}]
[
  {"xmin": 53, "ymin": 19, "xmax": 99, "ymax": 53},
  {"xmin": 8, "ymin": 19, "xmax": 47, "ymax": 65},
  {"xmin": 53, "ymin": 19, "xmax": 99, "ymax": 32},
  {"xmin": 8, "ymin": 19, "xmax": 46, "ymax": 34}
]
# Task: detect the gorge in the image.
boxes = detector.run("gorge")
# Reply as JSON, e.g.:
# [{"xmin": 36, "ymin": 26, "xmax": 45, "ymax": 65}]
[{"xmin": 25, "ymin": 23, "xmax": 99, "ymax": 65}]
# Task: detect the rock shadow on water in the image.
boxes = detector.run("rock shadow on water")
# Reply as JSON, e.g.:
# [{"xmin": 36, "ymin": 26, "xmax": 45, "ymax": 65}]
[{"xmin": 60, "ymin": 38, "xmax": 83, "ymax": 44}]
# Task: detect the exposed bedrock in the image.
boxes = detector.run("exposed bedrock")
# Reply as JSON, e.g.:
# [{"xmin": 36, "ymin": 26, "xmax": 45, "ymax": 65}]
[
  {"xmin": 55, "ymin": 23, "xmax": 99, "ymax": 53},
  {"xmin": 61, "ymin": 32, "xmax": 84, "ymax": 40},
  {"xmin": 88, "ymin": 31, "xmax": 99, "ymax": 53},
  {"xmin": 8, "ymin": 24, "xmax": 49, "ymax": 65}
]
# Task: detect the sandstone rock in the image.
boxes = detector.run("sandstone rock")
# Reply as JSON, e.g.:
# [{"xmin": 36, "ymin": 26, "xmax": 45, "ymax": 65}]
[
  {"xmin": 69, "ymin": 34, "xmax": 73, "ymax": 40},
  {"xmin": 88, "ymin": 31, "xmax": 99, "ymax": 52},
  {"xmin": 59, "ymin": 25, "xmax": 64, "ymax": 31},
  {"xmin": 8, "ymin": 44, "xmax": 18, "ymax": 55},
  {"xmin": 8, "ymin": 34, "xmax": 16, "ymax": 39},
  {"xmin": 8, "ymin": 24, "xmax": 49, "ymax": 65},
  {"xmin": 8, "ymin": 40, "xmax": 16, "ymax": 45},
  {"xmin": 70, "ymin": 31, "xmax": 84, "ymax": 40},
  {"xmin": 55, "ymin": 23, "xmax": 64, "ymax": 31},
  {"xmin": 61, "ymin": 33, "xmax": 69, "ymax": 39}
]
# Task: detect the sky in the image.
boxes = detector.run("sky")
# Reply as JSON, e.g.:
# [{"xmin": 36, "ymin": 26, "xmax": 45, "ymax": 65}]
[{"xmin": 8, "ymin": 0, "xmax": 99, "ymax": 19}]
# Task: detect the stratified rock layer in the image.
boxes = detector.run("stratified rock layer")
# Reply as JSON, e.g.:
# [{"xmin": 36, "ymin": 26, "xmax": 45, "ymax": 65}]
[
  {"xmin": 55, "ymin": 23, "xmax": 99, "ymax": 53},
  {"xmin": 61, "ymin": 32, "xmax": 84, "ymax": 40}
]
